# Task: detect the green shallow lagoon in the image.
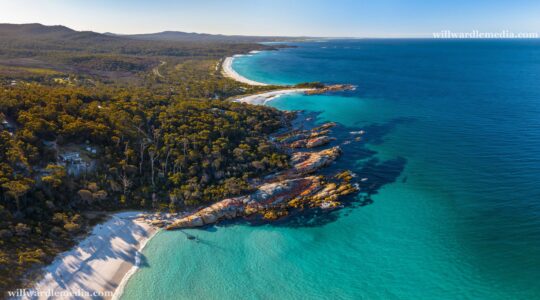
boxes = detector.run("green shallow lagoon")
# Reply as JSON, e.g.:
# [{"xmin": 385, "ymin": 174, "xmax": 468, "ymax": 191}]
[{"xmin": 121, "ymin": 40, "xmax": 540, "ymax": 299}]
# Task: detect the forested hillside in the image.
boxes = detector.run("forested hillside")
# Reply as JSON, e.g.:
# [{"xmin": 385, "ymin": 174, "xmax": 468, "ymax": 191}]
[
  {"xmin": 0, "ymin": 23, "xmax": 289, "ymax": 293},
  {"xmin": 0, "ymin": 23, "xmax": 281, "ymax": 84}
]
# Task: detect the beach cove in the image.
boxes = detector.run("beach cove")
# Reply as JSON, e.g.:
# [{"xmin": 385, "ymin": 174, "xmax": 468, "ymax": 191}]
[
  {"xmin": 23, "ymin": 50, "xmax": 360, "ymax": 299},
  {"xmin": 120, "ymin": 40, "xmax": 540, "ymax": 300}
]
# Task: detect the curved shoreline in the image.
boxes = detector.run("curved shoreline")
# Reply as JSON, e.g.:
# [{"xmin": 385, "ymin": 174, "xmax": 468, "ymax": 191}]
[
  {"xmin": 223, "ymin": 51, "xmax": 317, "ymax": 105},
  {"xmin": 231, "ymin": 88, "xmax": 314, "ymax": 105},
  {"xmin": 111, "ymin": 227, "xmax": 159, "ymax": 300},
  {"xmin": 102, "ymin": 56, "xmax": 293, "ymax": 298},
  {"xmin": 28, "ymin": 51, "xmax": 310, "ymax": 300},
  {"xmin": 26, "ymin": 212, "xmax": 158, "ymax": 300},
  {"xmin": 222, "ymin": 55, "xmax": 269, "ymax": 86}
]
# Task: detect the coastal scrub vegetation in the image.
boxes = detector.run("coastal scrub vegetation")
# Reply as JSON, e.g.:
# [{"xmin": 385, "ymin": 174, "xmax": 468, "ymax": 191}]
[{"xmin": 0, "ymin": 23, "xmax": 289, "ymax": 293}]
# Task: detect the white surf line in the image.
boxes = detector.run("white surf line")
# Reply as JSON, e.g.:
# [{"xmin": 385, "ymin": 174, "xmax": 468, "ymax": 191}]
[
  {"xmin": 111, "ymin": 222, "xmax": 160, "ymax": 300},
  {"xmin": 232, "ymin": 88, "xmax": 315, "ymax": 105}
]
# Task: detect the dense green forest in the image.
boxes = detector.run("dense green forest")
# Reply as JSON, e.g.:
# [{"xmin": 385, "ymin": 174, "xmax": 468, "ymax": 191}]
[{"xmin": 0, "ymin": 23, "xmax": 290, "ymax": 293}]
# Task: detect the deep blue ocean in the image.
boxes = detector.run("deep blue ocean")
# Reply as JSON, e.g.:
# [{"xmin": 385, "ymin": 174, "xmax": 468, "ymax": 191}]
[{"xmin": 121, "ymin": 40, "xmax": 540, "ymax": 299}]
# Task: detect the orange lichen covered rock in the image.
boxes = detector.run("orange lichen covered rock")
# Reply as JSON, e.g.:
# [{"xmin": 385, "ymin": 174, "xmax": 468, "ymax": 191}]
[
  {"xmin": 306, "ymin": 136, "xmax": 335, "ymax": 148},
  {"xmin": 167, "ymin": 177, "xmax": 323, "ymax": 229},
  {"xmin": 288, "ymin": 147, "xmax": 341, "ymax": 175}
]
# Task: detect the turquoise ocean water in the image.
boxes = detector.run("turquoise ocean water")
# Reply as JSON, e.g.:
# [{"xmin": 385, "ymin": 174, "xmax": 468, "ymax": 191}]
[{"xmin": 121, "ymin": 40, "xmax": 540, "ymax": 299}]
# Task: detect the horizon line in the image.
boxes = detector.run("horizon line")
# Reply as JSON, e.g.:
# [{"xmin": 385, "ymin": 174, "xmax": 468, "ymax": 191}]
[{"xmin": 3, "ymin": 22, "xmax": 539, "ymax": 40}]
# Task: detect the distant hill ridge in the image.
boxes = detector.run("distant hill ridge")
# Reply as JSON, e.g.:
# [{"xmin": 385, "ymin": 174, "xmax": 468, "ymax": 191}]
[
  {"xmin": 0, "ymin": 23, "xmax": 295, "ymax": 82},
  {"xmin": 110, "ymin": 30, "xmax": 306, "ymax": 43},
  {"xmin": 0, "ymin": 23, "xmax": 123, "ymax": 47},
  {"xmin": 0, "ymin": 23, "xmax": 306, "ymax": 44}
]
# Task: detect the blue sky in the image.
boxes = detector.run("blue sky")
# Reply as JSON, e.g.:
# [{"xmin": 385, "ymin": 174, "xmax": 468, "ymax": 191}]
[{"xmin": 1, "ymin": 0, "xmax": 539, "ymax": 37}]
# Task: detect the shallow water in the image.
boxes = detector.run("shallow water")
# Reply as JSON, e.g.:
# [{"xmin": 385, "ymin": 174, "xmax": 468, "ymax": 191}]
[{"xmin": 122, "ymin": 40, "xmax": 540, "ymax": 299}]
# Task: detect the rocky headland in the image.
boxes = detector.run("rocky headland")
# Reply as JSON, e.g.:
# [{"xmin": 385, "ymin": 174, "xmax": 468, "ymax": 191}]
[
  {"xmin": 303, "ymin": 84, "xmax": 356, "ymax": 95},
  {"xmin": 152, "ymin": 120, "xmax": 360, "ymax": 230}
]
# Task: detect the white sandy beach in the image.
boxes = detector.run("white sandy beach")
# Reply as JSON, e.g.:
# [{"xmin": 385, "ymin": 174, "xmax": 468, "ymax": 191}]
[
  {"xmin": 232, "ymin": 88, "xmax": 314, "ymax": 105},
  {"xmin": 223, "ymin": 52, "xmax": 316, "ymax": 104},
  {"xmin": 222, "ymin": 56, "xmax": 269, "ymax": 86},
  {"xmin": 24, "ymin": 212, "xmax": 157, "ymax": 300}
]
